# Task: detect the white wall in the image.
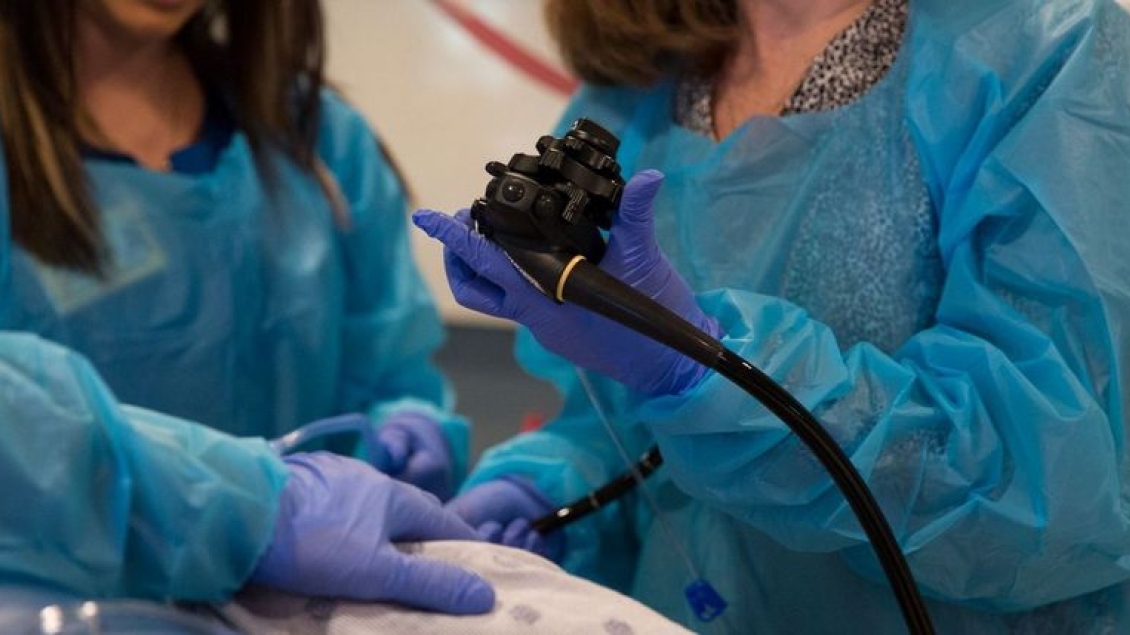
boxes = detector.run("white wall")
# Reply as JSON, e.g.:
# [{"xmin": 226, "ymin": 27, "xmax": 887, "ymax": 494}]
[{"xmin": 324, "ymin": 0, "xmax": 571, "ymax": 326}]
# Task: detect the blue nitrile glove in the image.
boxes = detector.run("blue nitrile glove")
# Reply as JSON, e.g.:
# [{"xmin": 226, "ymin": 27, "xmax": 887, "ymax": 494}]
[
  {"xmin": 376, "ymin": 411, "xmax": 456, "ymax": 502},
  {"xmin": 413, "ymin": 169, "xmax": 721, "ymax": 397},
  {"xmin": 270, "ymin": 412, "xmax": 455, "ymax": 501},
  {"xmin": 445, "ymin": 476, "xmax": 565, "ymax": 562},
  {"xmin": 250, "ymin": 452, "xmax": 495, "ymax": 614}
]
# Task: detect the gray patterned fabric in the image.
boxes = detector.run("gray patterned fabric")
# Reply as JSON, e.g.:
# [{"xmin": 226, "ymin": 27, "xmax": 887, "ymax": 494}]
[
  {"xmin": 221, "ymin": 541, "xmax": 694, "ymax": 635},
  {"xmin": 675, "ymin": 0, "xmax": 908, "ymax": 134}
]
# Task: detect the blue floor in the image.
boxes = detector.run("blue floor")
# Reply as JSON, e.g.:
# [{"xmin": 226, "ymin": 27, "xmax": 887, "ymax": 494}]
[{"xmin": 434, "ymin": 325, "xmax": 562, "ymax": 463}]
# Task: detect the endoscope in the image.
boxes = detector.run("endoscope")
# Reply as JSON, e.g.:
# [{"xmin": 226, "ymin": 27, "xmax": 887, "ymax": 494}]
[{"xmin": 470, "ymin": 118, "xmax": 937, "ymax": 635}]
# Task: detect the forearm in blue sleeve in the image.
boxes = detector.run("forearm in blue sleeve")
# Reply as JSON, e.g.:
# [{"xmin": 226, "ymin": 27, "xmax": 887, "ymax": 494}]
[{"xmin": 0, "ymin": 332, "xmax": 288, "ymax": 601}]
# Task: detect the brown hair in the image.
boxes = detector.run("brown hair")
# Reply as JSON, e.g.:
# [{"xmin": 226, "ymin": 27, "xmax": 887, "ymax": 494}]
[
  {"xmin": 0, "ymin": 0, "xmax": 334, "ymax": 273},
  {"xmin": 545, "ymin": 0, "xmax": 739, "ymax": 87}
]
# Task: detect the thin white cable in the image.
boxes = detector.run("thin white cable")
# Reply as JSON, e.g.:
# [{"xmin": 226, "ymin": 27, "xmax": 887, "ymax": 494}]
[{"xmin": 574, "ymin": 367, "xmax": 702, "ymax": 581}]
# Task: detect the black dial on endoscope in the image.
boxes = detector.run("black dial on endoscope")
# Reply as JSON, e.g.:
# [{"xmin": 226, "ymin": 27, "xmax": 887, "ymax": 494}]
[{"xmin": 470, "ymin": 118, "xmax": 624, "ymax": 264}]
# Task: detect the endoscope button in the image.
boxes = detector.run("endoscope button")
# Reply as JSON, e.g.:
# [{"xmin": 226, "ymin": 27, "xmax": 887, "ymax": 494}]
[{"xmin": 502, "ymin": 180, "xmax": 526, "ymax": 203}]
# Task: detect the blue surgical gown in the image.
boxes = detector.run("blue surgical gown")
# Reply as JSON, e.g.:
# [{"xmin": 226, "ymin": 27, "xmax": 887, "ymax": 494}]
[
  {"xmin": 466, "ymin": 0, "xmax": 1130, "ymax": 632},
  {"xmin": 0, "ymin": 92, "xmax": 467, "ymax": 600}
]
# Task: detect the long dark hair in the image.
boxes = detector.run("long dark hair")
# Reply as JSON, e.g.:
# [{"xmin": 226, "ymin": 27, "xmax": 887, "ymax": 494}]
[{"xmin": 0, "ymin": 0, "xmax": 334, "ymax": 273}]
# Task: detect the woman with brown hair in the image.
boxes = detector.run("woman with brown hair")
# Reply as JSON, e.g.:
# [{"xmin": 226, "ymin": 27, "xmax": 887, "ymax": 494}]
[
  {"xmin": 0, "ymin": 0, "xmax": 494, "ymax": 614},
  {"xmin": 418, "ymin": 0, "xmax": 1130, "ymax": 631}
]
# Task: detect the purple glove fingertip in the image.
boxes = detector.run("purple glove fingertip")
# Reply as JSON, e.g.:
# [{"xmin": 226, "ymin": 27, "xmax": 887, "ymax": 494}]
[
  {"xmin": 477, "ymin": 521, "xmax": 504, "ymax": 543},
  {"xmin": 376, "ymin": 424, "xmax": 411, "ymax": 472},
  {"xmin": 617, "ymin": 169, "xmax": 666, "ymax": 224},
  {"xmin": 410, "ymin": 209, "xmax": 446, "ymax": 238},
  {"xmin": 377, "ymin": 412, "xmax": 456, "ymax": 501}
]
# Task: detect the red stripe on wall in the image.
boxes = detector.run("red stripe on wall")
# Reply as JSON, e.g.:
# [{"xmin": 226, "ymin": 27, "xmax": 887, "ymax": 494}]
[{"xmin": 430, "ymin": 0, "xmax": 579, "ymax": 97}]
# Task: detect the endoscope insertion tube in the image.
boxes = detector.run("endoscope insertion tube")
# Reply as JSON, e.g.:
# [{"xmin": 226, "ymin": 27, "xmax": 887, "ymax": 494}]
[{"xmin": 504, "ymin": 244, "xmax": 936, "ymax": 635}]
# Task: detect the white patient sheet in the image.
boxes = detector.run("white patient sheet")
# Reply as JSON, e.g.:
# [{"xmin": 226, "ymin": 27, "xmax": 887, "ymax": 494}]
[{"xmin": 221, "ymin": 540, "xmax": 694, "ymax": 635}]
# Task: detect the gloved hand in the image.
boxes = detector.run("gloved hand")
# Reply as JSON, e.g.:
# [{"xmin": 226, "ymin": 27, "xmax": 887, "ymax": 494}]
[
  {"xmin": 375, "ymin": 411, "xmax": 456, "ymax": 502},
  {"xmin": 445, "ymin": 476, "xmax": 565, "ymax": 562},
  {"xmin": 250, "ymin": 452, "xmax": 495, "ymax": 614},
  {"xmin": 270, "ymin": 412, "xmax": 455, "ymax": 501},
  {"xmin": 413, "ymin": 169, "xmax": 721, "ymax": 397}
]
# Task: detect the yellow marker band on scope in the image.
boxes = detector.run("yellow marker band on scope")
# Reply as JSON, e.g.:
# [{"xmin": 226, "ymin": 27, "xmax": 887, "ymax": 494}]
[{"xmin": 556, "ymin": 255, "xmax": 587, "ymax": 302}]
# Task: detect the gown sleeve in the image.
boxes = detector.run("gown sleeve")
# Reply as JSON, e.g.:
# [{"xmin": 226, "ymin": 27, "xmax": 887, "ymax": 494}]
[{"xmin": 0, "ymin": 331, "xmax": 288, "ymax": 600}]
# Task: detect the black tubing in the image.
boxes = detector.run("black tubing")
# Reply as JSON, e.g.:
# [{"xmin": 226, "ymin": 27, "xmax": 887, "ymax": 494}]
[
  {"xmin": 531, "ymin": 446, "xmax": 663, "ymax": 533},
  {"xmin": 556, "ymin": 259, "xmax": 936, "ymax": 635}
]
